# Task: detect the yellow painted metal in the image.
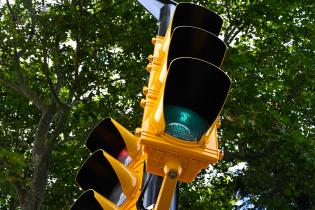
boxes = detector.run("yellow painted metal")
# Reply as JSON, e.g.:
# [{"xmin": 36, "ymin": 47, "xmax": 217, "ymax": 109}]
[
  {"xmin": 120, "ymin": 153, "xmax": 144, "ymax": 210},
  {"xmin": 110, "ymin": 118, "xmax": 141, "ymax": 160},
  {"xmin": 139, "ymin": 15, "xmax": 225, "ymax": 183},
  {"xmin": 101, "ymin": 150, "xmax": 144, "ymax": 210},
  {"xmin": 109, "ymin": 119, "xmax": 144, "ymax": 209},
  {"xmin": 155, "ymin": 175, "xmax": 178, "ymax": 210},
  {"xmin": 98, "ymin": 119, "xmax": 144, "ymax": 209},
  {"xmin": 154, "ymin": 159, "xmax": 182, "ymax": 210},
  {"xmin": 163, "ymin": 159, "xmax": 182, "ymax": 177},
  {"xmin": 94, "ymin": 189, "xmax": 138, "ymax": 210},
  {"xmin": 94, "ymin": 190, "xmax": 121, "ymax": 210},
  {"xmin": 103, "ymin": 151, "xmax": 137, "ymax": 198}
]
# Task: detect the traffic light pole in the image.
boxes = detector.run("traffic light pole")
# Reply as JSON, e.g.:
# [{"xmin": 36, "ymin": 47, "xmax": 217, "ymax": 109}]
[{"xmin": 157, "ymin": 3, "xmax": 175, "ymax": 36}]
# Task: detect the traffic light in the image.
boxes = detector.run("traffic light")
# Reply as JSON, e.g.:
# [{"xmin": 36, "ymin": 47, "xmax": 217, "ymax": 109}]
[
  {"xmin": 139, "ymin": 2, "xmax": 231, "ymax": 183},
  {"xmin": 71, "ymin": 118, "xmax": 144, "ymax": 210},
  {"xmin": 72, "ymin": 2, "xmax": 231, "ymax": 210}
]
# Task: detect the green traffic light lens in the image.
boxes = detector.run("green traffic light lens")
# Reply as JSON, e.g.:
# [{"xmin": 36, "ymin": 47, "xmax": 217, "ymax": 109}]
[{"xmin": 164, "ymin": 105, "xmax": 209, "ymax": 141}]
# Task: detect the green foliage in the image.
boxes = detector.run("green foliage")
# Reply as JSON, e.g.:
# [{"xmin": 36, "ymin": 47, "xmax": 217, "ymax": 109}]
[
  {"xmin": 176, "ymin": 0, "xmax": 314, "ymax": 209},
  {"xmin": 179, "ymin": 168, "xmax": 237, "ymax": 210},
  {"xmin": 206, "ymin": 1, "xmax": 314, "ymax": 209},
  {"xmin": 0, "ymin": 0, "xmax": 314, "ymax": 209},
  {"xmin": 0, "ymin": 0, "xmax": 154, "ymax": 209}
]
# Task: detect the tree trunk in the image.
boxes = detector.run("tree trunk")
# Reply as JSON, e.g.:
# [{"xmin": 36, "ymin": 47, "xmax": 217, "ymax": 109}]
[
  {"xmin": 17, "ymin": 107, "xmax": 66, "ymax": 210},
  {"xmin": 20, "ymin": 148, "xmax": 52, "ymax": 210}
]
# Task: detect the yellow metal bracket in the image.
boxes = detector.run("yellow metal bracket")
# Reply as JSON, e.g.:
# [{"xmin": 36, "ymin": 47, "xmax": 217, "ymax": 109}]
[{"xmin": 154, "ymin": 159, "xmax": 182, "ymax": 210}]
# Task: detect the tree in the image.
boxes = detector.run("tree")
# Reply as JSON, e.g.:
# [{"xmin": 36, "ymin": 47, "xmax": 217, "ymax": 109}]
[
  {"xmin": 179, "ymin": 0, "xmax": 315, "ymax": 209},
  {"xmin": 1, "ymin": 0, "xmax": 314, "ymax": 209},
  {"xmin": 0, "ymin": 0, "xmax": 154, "ymax": 209}
]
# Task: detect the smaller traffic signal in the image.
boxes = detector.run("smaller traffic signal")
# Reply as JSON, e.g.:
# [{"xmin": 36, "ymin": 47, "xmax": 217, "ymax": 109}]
[{"xmin": 71, "ymin": 118, "xmax": 144, "ymax": 210}]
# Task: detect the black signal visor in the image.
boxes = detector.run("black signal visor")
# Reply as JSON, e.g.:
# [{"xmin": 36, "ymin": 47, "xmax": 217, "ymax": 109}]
[
  {"xmin": 75, "ymin": 150, "xmax": 125, "ymax": 205},
  {"xmin": 86, "ymin": 118, "xmax": 126, "ymax": 159},
  {"xmin": 171, "ymin": 3, "xmax": 223, "ymax": 36},
  {"xmin": 70, "ymin": 190, "xmax": 103, "ymax": 210},
  {"xmin": 168, "ymin": 26, "xmax": 226, "ymax": 68},
  {"xmin": 164, "ymin": 57, "xmax": 231, "ymax": 127}
]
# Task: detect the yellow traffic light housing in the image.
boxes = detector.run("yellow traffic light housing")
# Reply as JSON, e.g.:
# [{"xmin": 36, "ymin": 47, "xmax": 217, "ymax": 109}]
[
  {"xmin": 139, "ymin": 3, "xmax": 231, "ymax": 183},
  {"xmin": 72, "ymin": 2, "xmax": 232, "ymax": 210},
  {"xmin": 71, "ymin": 118, "xmax": 144, "ymax": 210}
]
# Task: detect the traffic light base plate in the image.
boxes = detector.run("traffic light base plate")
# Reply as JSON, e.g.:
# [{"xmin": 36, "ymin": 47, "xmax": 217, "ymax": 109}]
[{"xmin": 140, "ymin": 131, "xmax": 221, "ymax": 183}]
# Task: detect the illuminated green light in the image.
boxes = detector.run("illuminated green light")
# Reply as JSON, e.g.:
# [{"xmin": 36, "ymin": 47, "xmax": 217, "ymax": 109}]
[{"xmin": 164, "ymin": 105, "xmax": 209, "ymax": 141}]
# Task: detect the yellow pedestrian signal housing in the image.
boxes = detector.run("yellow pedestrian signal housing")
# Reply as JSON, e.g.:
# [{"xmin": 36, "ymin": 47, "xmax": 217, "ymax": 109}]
[
  {"xmin": 139, "ymin": 3, "xmax": 231, "ymax": 183},
  {"xmin": 71, "ymin": 118, "xmax": 144, "ymax": 210}
]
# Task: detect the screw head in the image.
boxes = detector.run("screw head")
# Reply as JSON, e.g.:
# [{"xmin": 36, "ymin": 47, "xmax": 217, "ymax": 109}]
[
  {"xmin": 135, "ymin": 128, "xmax": 142, "ymax": 137},
  {"xmin": 151, "ymin": 37, "xmax": 156, "ymax": 45},
  {"xmin": 140, "ymin": 99, "xmax": 146, "ymax": 108},
  {"xmin": 145, "ymin": 64, "xmax": 152, "ymax": 72},
  {"xmin": 147, "ymin": 54, "xmax": 153, "ymax": 62},
  {"xmin": 168, "ymin": 171, "xmax": 178, "ymax": 179},
  {"xmin": 142, "ymin": 86, "xmax": 148, "ymax": 96}
]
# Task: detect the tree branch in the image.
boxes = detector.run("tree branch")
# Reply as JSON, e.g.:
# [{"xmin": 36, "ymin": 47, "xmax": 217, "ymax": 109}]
[
  {"xmin": 224, "ymin": 24, "xmax": 238, "ymax": 44},
  {"xmin": 0, "ymin": 76, "xmax": 20, "ymax": 92},
  {"xmin": 11, "ymin": 50, "xmax": 47, "ymax": 112},
  {"xmin": 49, "ymin": 108, "xmax": 67, "ymax": 142},
  {"xmin": 6, "ymin": 0, "xmax": 17, "ymax": 22},
  {"xmin": 224, "ymin": 1, "xmax": 232, "ymax": 22},
  {"xmin": 42, "ymin": 39, "xmax": 60, "ymax": 103},
  {"xmin": 4, "ymin": 3, "xmax": 47, "ymax": 112},
  {"xmin": 42, "ymin": 36, "xmax": 68, "ymax": 109},
  {"xmin": 227, "ymin": 28, "xmax": 242, "ymax": 45}
]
